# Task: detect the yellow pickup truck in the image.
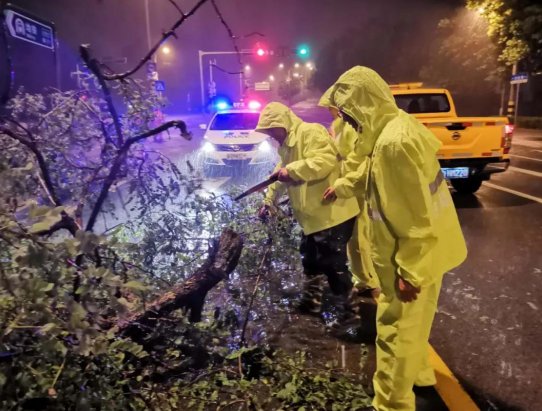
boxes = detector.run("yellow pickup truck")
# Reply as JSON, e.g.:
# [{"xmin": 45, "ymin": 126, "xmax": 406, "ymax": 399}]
[{"xmin": 391, "ymin": 83, "xmax": 513, "ymax": 194}]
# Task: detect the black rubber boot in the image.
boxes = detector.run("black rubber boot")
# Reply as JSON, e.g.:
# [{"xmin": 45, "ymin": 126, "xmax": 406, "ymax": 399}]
[
  {"xmin": 332, "ymin": 288, "xmax": 378, "ymax": 343},
  {"xmin": 296, "ymin": 274, "xmax": 325, "ymax": 316}
]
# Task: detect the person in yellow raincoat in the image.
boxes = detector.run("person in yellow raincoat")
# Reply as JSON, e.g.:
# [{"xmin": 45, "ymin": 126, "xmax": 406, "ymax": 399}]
[
  {"xmin": 318, "ymin": 88, "xmax": 380, "ymax": 341},
  {"xmin": 318, "ymin": 88, "xmax": 380, "ymax": 294},
  {"xmin": 255, "ymin": 102, "xmax": 361, "ymax": 319},
  {"xmin": 322, "ymin": 67, "xmax": 467, "ymax": 411}
]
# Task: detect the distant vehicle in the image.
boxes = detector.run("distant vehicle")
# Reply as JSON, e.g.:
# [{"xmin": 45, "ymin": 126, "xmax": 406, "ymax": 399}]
[
  {"xmin": 391, "ymin": 83, "xmax": 513, "ymax": 194},
  {"xmin": 199, "ymin": 103, "xmax": 277, "ymax": 175}
]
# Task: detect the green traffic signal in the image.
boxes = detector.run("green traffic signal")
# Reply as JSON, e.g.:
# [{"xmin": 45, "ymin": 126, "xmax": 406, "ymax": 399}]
[{"xmin": 296, "ymin": 44, "xmax": 310, "ymax": 59}]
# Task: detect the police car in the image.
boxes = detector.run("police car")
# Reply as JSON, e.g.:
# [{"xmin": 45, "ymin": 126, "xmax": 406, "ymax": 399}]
[{"xmin": 199, "ymin": 101, "xmax": 277, "ymax": 173}]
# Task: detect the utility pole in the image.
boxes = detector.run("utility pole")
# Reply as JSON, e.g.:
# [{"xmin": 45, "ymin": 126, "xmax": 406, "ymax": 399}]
[
  {"xmin": 507, "ymin": 62, "xmax": 518, "ymax": 121},
  {"xmin": 144, "ymin": 0, "xmax": 154, "ymax": 61}
]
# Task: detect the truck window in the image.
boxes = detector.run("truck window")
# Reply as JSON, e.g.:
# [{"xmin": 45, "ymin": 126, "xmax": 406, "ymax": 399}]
[
  {"xmin": 210, "ymin": 113, "xmax": 260, "ymax": 130},
  {"xmin": 395, "ymin": 94, "xmax": 451, "ymax": 114}
]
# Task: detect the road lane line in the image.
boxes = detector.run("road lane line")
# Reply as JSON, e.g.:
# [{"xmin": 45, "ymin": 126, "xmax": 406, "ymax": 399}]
[
  {"xmin": 508, "ymin": 166, "xmax": 542, "ymax": 178},
  {"xmin": 510, "ymin": 154, "xmax": 542, "ymax": 163},
  {"xmin": 484, "ymin": 182, "xmax": 542, "ymax": 204},
  {"xmin": 429, "ymin": 345, "xmax": 480, "ymax": 411},
  {"xmin": 513, "ymin": 141, "xmax": 542, "ymax": 149}
]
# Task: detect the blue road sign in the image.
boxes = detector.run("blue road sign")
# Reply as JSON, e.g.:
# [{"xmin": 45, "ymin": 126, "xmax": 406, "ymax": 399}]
[
  {"xmin": 510, "ymin": 73, "xmax": 528, "ymax": 85},
  {"xmin": 154, "ymin": 80, "xmax": 165, "ymax": 92},
  {"xmin": 4, "ymin": 9, "xmax": 55, "ymax": 51}
]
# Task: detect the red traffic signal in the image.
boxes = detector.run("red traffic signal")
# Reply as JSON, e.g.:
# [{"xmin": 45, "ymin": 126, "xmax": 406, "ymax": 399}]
[{"xmin": 254, "ymin": 42, "xmax": 272, "ymax": 58}]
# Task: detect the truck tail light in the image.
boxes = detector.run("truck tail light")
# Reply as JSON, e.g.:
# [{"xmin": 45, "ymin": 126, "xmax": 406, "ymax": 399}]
[{"xmin": 501, "ymin": 124, "xmax": 514, "ymax": 154}]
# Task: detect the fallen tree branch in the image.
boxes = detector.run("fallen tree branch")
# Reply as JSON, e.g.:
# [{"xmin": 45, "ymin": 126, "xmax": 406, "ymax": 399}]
[
  {"xmin": 84, "ymin": 120, "xmax": 190, "ymax": 233},
  {"xmin": 0, "ymin": 127, "xmax": 79, "ymax": 236},
  {"xmin": 239, "ymin": 237, "xmax": 272, "ymax": 345},
  {"xmin": 117, "ymin": 228, "xmax": 243, "ymax": 342},
  {"xmin": 80, "ymin": 45, "xmax": 124, "ymax": 147}
]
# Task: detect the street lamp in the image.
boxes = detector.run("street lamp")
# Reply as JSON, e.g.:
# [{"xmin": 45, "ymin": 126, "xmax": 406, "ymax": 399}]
[
  {"xmin": 161, "ymin": 46, "xmax": 171, "ymax": 55},
  {"xmin": 294, "ymin": 63, "xmax": 300, "ymax": 68},
  {"xmin": 269, "ymin": 75, "xmax": 275, "ymax": 81},
  {"xmin": 278, "ymin": 63, "xmax": 284, "ymax": 69},
  {"xmin": 305, "ymin": 62, "xmax": 314, "ymax": 70},
  {"xmin": 244, "ymin": 65, "xmax": 251, "ymax": 71}
]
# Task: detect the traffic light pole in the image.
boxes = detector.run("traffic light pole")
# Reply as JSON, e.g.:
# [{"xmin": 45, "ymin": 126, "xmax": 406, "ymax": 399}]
[{"xmin": 198, "ymin": 50, "xmax": 253, "ymax": 110}]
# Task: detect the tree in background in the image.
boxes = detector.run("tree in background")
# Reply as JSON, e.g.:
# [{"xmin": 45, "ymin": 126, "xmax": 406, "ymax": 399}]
[
  {"xmin": 312, "ymin": 20, "xmax": 427, "ymax": 92},
  {"xmin": 467, "ymin": 0, "xmax": 542, "ymax": 72},
  {"xmin": 419, "ymin": 9, "xmax": 503, "ymax": 115}
]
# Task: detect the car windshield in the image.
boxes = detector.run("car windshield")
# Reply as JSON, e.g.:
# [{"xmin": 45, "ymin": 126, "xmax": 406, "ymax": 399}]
[
  {"xmin": 394, "ymin": 93, "xmax": 451, "ymax": 114},
  {"xmin": 210, "ymin": 112, "xmax": 260, "ymax": 130}
]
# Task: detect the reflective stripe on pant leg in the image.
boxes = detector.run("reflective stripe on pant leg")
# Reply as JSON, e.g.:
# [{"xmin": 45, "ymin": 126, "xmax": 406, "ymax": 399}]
[{"xmin": 373, "ymin": 269, "xmax": 441, "ymax": 411}]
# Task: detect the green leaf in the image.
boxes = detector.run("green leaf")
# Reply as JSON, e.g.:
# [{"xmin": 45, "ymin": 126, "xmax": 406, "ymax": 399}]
[
  {"xmin": 122, "ymin": 280, "xmax": 147, "ymax": 291},
  {"xmin": 40, "ymin": 323, "xmax": 57, "ymax": 333},
  {"xmin": 30, "ymin": 213, "xmax": 63, "ymax": 233}
]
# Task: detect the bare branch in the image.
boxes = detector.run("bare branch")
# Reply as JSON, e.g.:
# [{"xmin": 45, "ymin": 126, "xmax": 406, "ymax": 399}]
[
  {"xmin": 1, "ymin": 127, "xmax": 60, "ymax": 206},
  {"xmin": 80, "ymin": 45, "xmax": 124, "ymax": 147},
  {"xmin": 0, "ymin": 127, "xmax": 79, "ymax": 235},
  {"xmin": 210, "ymin": 0, "xmax": 242, "ymax": 65},
  {"xmin": 126, "ymin": 120, "xmax": 191, "ymax": 146},
  {"xmin": 210, "ymin": 63, "xmax": 242, "ymax": 75},
  {"xmin": 97, "ymin": 0, "xmax": 210, "ymax": 81},
  {"xmin": 84, "ymin": 120, "xmax": 191, "ymax": 233}
]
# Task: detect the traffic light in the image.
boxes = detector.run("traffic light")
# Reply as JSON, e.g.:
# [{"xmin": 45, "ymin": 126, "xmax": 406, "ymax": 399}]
[
  {"xmin": 254, "ymin": 42, "xmax": 269, "ymax": 58},
  {"xmin": 296, "ymin": 44, "xmax": 310, "ymax": 59}
]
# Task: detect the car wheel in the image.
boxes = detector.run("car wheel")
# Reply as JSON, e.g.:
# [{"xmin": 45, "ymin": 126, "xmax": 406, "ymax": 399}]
[{"xmin": 450, "ymin": 177, "xmax": 483, "ymax": 194}]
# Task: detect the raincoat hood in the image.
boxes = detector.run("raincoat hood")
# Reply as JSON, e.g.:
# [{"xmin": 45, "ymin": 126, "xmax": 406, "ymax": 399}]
[
  {"xmin": 255, "ymin": 102, "xmax": 303, "ymax": 134},
  {"xmin": 330, "ymin": 66, "xmax": 399, "ymax": 156},
  {"xmin": 318, "ymin": 86, "xmax": 336, "ymax": 108}
]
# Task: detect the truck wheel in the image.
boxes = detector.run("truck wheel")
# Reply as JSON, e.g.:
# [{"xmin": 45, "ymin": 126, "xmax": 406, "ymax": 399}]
[{"xmin": 451, "ymin": 177, "xmax": 483, "ymax": 194}]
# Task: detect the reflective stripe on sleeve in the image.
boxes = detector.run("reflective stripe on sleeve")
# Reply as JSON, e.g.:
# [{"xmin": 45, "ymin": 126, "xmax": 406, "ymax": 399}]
[{"xmin": 429, "ymin": 170, "xmax": 445, "ymax": 195}]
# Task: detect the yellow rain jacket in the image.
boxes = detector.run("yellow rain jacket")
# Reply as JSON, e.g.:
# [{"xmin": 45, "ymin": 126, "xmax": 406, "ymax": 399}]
[
  {"xmin": 318, "ymin": 90, "xmax": 379, "ymax": 290},
  {"xmin": 329, "ymin": 67, "xmax": 467, "ymax": 288},
  {"xmin": 328, "ymin": 67, "xmax": 467, "ymax": 411},
  {"xmin": 256, "ymin": 102, "xmax": 359, "ymax": 235}
]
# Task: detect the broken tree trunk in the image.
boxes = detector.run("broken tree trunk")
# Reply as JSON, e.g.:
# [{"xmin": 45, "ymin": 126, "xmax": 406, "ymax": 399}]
[{"xmin": 117, "ymin": 228, "xmax": 243, "ymax": 342}]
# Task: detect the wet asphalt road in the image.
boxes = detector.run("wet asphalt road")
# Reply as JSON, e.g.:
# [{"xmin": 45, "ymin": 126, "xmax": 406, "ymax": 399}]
[
  {"xmin": 100, "ymin": 106, "xmax": 542, "ymax": 411},
  {"xmin": 433, "ymin": 130, "xmax": 542, "ymax": 411}
]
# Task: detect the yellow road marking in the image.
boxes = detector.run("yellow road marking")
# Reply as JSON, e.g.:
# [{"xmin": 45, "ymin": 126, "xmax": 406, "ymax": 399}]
[
  {"xmin": 484, "ymin": 182, "xmax": 542, "ymax": 204},
  {"xmin": 429, "ymin": 345, "xmax": 480, "ymax": 411}
]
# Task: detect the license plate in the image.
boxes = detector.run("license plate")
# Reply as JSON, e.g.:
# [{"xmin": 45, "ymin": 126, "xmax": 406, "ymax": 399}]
[
  {"xmin": 225, "ymin": 153, "xmax": 248, "ymax": 160},
  {"xmin": 441, "ymin": 167, "xmax": 469, "ymax": 179}
]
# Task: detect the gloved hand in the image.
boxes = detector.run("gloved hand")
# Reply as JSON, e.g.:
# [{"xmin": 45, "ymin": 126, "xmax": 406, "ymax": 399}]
[{"xmin": 270, "ymin": 167, "xmax": 297, "ymax": 183}]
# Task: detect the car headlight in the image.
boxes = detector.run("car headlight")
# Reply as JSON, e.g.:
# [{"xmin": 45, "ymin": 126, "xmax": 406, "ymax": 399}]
[
  {"xmin": 258, "ymin": 140, "xmax": 271, "ymax": 153},
  {"xmin": 202, "ymin": 142, "xmax": 215, "ymax": 153}
]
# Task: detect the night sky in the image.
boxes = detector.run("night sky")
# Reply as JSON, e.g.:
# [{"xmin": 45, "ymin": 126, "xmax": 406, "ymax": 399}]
[{"xmin": 6, "ymin": 0, "xmax": 469, "ymax": 111}]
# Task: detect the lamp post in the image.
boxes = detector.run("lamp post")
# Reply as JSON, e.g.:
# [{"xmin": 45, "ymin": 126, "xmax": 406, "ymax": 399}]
[{"xmin": 198, "ymin": 50, "xmax": 253, "ymax": 110}]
